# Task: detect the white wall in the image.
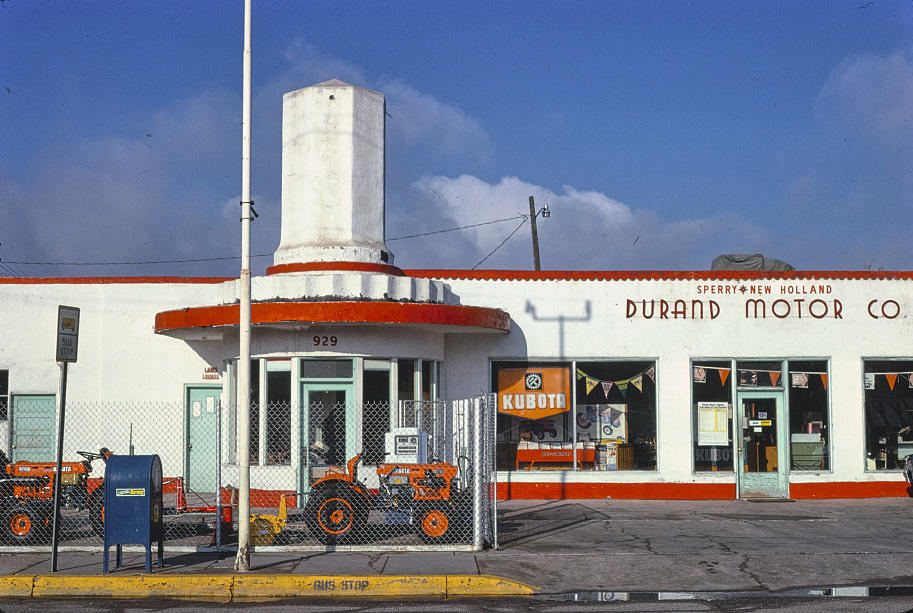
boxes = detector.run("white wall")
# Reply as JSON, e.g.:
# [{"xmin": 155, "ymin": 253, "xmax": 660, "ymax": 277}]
[
  {"xmin": 4, "ymin": 273, "xmax": 911, "ymax": 490},
  {"xmin": 441, "ymin": 274, "xmax": 913, "ymax": 486}
]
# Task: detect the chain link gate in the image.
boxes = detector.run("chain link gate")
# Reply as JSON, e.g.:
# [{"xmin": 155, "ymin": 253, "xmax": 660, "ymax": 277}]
[{"xmin": 0, "ymin": 395, "xmax": 497, "ymax": 551}]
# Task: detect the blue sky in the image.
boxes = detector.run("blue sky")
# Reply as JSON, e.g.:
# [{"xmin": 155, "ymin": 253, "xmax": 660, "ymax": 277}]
[{"xmin": 1, "ymin": 1, "xmax": 911, "ymax": 277}]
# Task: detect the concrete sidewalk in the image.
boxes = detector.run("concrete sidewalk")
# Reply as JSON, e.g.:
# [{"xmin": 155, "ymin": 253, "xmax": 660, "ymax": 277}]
[{"xmin": 2, "ymin": 497, "xmax": 913, "ymax": 600}]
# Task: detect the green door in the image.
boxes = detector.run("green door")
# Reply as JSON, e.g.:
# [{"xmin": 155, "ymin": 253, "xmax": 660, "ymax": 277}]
[
  {"xmin": 300, "ymin": 383, "xmax": 355, "ymax": 493},
  {"xmin": 11, "ymin": 395, "xmax": 56, "ymax": 462},
  {"xmin": 737, "ymin": 391, "xmax": 788, "ymax": 498},
  {"xmin": 185, "ymin": 385, "xmax": 221, "ymax": 495}
]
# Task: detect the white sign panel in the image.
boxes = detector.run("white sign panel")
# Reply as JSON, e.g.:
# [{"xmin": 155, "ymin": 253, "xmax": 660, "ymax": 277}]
[
  {"xmin": 56, "ymin": 305, "xmax": 80, "ymax": 363},
  {"xmin": 698, "ymin": 401, "xmax": 730, "ymax": 446}
]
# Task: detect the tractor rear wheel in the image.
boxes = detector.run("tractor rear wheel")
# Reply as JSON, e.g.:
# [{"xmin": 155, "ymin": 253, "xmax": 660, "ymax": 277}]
[
  {"xmin": 3, "ymin": 504, "xmax": 47, "ymax": 544},
  {"xmin": 305, "ymin": 485, "xmax": 366, "ymax": 546}
]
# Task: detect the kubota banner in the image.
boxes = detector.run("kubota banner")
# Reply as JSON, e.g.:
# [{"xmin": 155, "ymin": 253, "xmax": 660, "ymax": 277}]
[{"xmin": 498, "ymin": 367, "xmax": 570, "ymax": 420}]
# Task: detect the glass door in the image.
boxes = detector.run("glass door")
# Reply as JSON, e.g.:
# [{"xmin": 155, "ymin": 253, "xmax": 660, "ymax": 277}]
[
  {"xmin": 300, "ymin": 383, "xmax": 355, "ymax": 493},
  {"xmin": 737, "ymin": 391, "xmax": 788, "ymax": 498}
]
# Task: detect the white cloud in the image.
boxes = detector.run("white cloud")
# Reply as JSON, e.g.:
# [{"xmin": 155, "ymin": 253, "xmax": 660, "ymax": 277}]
[
  {"xmin": 396, "ymin": 174, "xmax": 769, "ymax": 271},
  {"xmin": 381, "ymin": 80, "xmax": 493, "ymax": 164},
  {"xmin": 1, "ymin": 89, "xmax": 248, "ymax": 276},
  {"xmin": 817, "ymin": 50, "xmax": 913, "ymax": 156}
]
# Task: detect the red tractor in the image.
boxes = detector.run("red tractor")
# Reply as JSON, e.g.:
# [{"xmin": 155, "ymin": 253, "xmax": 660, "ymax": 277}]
[
  {"xmin": 0, "ymin": 448, "xmax": 109, "ymax": 543},
  {"xmin": 304, "ymin": 454, "xmax": 472, "ymax": 546}
]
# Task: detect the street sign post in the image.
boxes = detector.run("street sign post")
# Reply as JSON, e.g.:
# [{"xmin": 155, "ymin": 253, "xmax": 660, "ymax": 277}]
[{"xmin": 52, "ymin": 305, "xmax": 79, "ymax": 571}]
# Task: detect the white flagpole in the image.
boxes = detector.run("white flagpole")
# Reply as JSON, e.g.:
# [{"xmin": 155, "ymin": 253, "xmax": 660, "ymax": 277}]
[{"xmin": 235, "ymin": 0, "xmax": 253, "ymax": 572}]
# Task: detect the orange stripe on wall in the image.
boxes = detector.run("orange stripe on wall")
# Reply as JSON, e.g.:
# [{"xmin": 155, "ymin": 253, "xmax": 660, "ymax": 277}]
[
  {"xmin": 790, "ymin": 481, "xmax": 911, "ymax": 499},
  {"xmin": 496, "ymin": 480, "xmax": 912, "ymax": 500},
  {"xmin": 496, "ymin": 482, "xmax": 736, "ymax": 500}
]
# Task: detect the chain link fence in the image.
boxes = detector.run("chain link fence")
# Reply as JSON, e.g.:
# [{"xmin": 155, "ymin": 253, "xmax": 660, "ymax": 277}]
[{"xmin": 0, "ymin": 394, "xmax": 497, "ymax": 551}]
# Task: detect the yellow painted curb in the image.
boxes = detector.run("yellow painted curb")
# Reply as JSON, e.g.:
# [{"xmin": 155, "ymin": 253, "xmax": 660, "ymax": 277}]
[
  {"xmin": 8, "ymin": 573, "xmax": 538, "ymax": 600},
  {"xmin": 234, "ymin": 575, "xmax": 449, "ymax": 599},
  {"xmin": 31, "ymin": 575, "xmax": 233, "ymax": 600},
  {"xmin": 447, "ymin": 574, "xmax": 538, "ymax": 596},
  {"xmin": 0, "ymin": 575, "xmax": 35, "ymax": 597}
]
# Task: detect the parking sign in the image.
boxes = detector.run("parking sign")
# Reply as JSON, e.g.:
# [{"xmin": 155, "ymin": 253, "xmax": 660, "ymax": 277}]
[{"xmin": 56, "ymin": 305, "xmax": 80, "ymax": 362}]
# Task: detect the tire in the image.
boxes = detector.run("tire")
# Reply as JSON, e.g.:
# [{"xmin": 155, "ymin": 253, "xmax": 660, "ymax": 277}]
[
  {"xmin": 416, "ymin": 503, "xmax": 456, "ymax": 544},
  {"xmin": 3, "ymin": 504, "xmax": 48, "ymax": 545},
  {"xmin": 88, "ymin": 489, "xmax": 104, "ymax": 538},
  {"xmin": 305, "ymin": 485, "xmax": 367, "ymax": 545}
]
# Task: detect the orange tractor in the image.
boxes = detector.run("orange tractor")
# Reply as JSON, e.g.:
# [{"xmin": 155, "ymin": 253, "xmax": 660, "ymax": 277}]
[
  {"xmin": 304, "ymin": 453, "xmax": 472, "ymax": 545},
  {"xmin": 0, "ymin": 448, "xmax": 109, "ymax": 543}
]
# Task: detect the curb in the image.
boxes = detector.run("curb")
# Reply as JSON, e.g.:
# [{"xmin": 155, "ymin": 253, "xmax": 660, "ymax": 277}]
[{"xmin": 0, "ymin": 574, "xmax": 538, "ymax": 600}]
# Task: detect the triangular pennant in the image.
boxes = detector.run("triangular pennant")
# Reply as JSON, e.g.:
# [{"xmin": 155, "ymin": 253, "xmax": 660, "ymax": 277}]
[
  {"xmin": 887, "ymin": 373, "xmax": 898, "ymax": 390},
  {"xmin": 820, "ymin": 373, "xmax": 827, "ymax": 390},
  {"xmin": 585, "ymin": 376, "xmax": 599, "ymax": 395},
  {"xmin": 769, "ymin": 371, "xmax": 781, "ymax": 387},
  {"xmin": 646, "ymin": 366, "xmax": 655, "ymax": 382},
  {"xmin": 601, "ymin": 381, "xmax": 613, "ymax": 398},
  {"xmin": 631, "ymin": 375, "xmax": 643, "ymax": 393},
  {"xmin": 616, "ymin": 380, "xmax": 628, "ymax": 398},
  {"xmin": 719, "ymin": 369, "xmax": 730, "ymax": 386},
  {"xmin": 576, "ymin": 368, "xmax": 586, "ymax": 381}
]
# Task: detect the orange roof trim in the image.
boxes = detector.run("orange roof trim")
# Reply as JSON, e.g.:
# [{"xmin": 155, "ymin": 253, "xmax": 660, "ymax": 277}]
[
  {"xmin": 403, "ymin": 269, "xmax": 913, "ymax": 282},
  {"xmin": 155, "ymin": 301, "xmax": 510, "ymax": 333}
]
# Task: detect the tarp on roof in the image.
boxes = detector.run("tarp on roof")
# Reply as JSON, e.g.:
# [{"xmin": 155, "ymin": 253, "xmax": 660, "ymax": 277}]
[{"xmin": 711, "ymin": 254, "xmax": 795, "ymax": 271}]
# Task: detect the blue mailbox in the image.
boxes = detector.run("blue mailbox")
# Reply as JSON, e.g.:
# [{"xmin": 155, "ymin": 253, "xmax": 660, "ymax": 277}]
[{"xmin": 103, "ymin": 454, "xmax": 163, "ymax": 573}]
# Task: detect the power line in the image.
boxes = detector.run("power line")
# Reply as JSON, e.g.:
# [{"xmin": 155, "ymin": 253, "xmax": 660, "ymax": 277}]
[
  {"xmin": 387, "ymin": 215, "xmax": 526, "ymax": 241},
  {"xmin": 0, "ymin": 215, "xmax": 529, "ymax": 268},
  {"xmin": 0, "ymin": 254, "xmax": 273, "ymax": 266},
  {"xmin": 472, "ymin": 218, "xmax": 528, "ymax": 270}
]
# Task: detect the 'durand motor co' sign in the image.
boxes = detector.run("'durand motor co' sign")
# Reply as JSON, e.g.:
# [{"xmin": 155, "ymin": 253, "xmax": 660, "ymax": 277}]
[
  {"xmin": 625, "ymin": 281, "xmax": 904, "ymax": 321},
  {"xmin": 498, "ymin": 367, "xmax": 570, "ymax": 420}
]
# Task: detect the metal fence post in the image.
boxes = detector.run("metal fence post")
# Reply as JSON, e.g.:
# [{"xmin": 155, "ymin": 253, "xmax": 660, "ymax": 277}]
[{"xmin": 472, "ymin": 396, "xmax": 484, "ymax": 551}]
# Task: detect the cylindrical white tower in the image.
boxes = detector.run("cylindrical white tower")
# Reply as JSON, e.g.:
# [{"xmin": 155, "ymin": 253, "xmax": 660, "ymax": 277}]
[{"xmin": 273, "ymin": 79, "xmax": 392, "ymax": 268}]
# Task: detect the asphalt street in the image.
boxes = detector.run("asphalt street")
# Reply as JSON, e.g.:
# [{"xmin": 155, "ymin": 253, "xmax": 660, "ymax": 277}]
[{"xmin": 2, "ymin": 497, "xmax": 913, "ymax": 604}]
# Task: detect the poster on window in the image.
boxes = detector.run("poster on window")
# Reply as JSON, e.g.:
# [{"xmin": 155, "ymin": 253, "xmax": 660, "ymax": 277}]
[
  {"xmin": 576, "ymin": 404, "xmax": 626, "ymax": 443},
  {"xmin": 698, "ymin": 402, "xmax": 730, "ymax": 446}
]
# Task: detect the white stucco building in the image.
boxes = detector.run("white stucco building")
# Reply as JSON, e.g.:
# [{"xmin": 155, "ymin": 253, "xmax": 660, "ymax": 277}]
[{"xmin": 2, "ymin": 80, "xmax": 911, "ymax": 501}]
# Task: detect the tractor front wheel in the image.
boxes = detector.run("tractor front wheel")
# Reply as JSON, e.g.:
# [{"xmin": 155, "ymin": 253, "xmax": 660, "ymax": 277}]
[{"xmin": 417, "ymin": 504, "xmax": 455, "ymax": 544}]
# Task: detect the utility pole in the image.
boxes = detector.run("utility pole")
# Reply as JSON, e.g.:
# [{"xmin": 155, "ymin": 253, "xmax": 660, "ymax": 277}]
[
  {"xmin": 235, "ymin": 0, "xmax": 252, "ymax": 572},
  {"xmin": 529, "ymin": 196, "xmax": 541, "ymax": 271}
]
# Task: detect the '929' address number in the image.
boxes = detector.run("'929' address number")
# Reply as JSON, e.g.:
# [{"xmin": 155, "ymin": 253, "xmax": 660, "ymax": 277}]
[{"xmin": 313, "ymin": 335, "xmax": 338, "ymax": 346}]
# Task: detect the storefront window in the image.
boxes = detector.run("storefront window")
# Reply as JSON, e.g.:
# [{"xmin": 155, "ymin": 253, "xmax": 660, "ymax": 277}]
[
  {"xmin": 863, "ymin": 359, "xmax": 913, "ymax": 471},
  {"xmin": 0, "ymin": 370, "xmax": 8, "ymax": 421},
  {"xmin": 494, "ymin": 360, "xmax": 570, "ymax": 471},
  {"xmin": 362, "ymin": 363, "xmax": 391, "ymax": 464},
  {"xmin": 300, "ymin": 359, "xmax": 353, "ymax": 379},
  {"xmin": 787, "ymin": 360, "xmax": 830, "ymax": 471},
  {"xmin": 576, "ymin": 361, "xmax": 657, "ymax": 471},
  {"xmin": 493, "ymin": 360, "xmax": 657, "ymax": 472},
  {"xmin": 736, "ymin": 361, "xmax": 784, "ymax": 388},
  {"xmin": 249, "ymin": 360, "xmax": 260, "ymax": 466},
  {"xmin": 265, "ymin": 360, "xmax": 291, "ymax": 466},
  {"xmin": 692, "ymin": 360, "xmax": 734, "ymax": 472}
]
